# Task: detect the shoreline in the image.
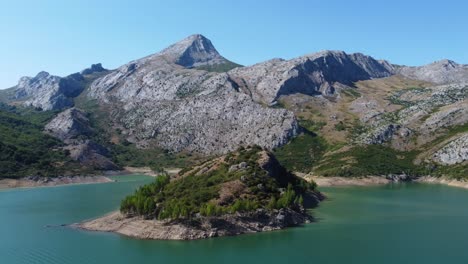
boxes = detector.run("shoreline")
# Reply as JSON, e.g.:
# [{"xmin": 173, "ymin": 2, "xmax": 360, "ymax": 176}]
[
  {"xmin": 0, "ymin": 175, "xmax": 114, "ymax": 190},
  {"xmin": 306, "ymin": 175, "xmax": 468, "ymax": 190},
  {"xmin": 305, "ymin": 176, "xmax": 392, "ymax": 187},
  {"xmin": 415, "ymin": 176, "xmax": 468, "ymax": 189},
  {"xmin": 74, "ymin": 208, "xmax": 312, "ymax": 240}
]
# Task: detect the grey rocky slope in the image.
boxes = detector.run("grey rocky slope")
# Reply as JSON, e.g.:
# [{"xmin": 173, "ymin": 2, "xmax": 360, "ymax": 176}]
[
  {"xmin": 395, "ymin": 60, "xmax": 468, "ymax": 84},
  {"xmin": 354, "ymin": 83, "xmax": 468, "ymax": 147},
  {"xmin": 3, "ymin": 63, "xmax": 109, "ymax": 111},
  {"xmin": 13, "ymin": 71, "xmax": 84, "ymax": 110},
  {"xmin": 432, "ymin": 133, "xmax": 468, "ymax": 165},
  {"xmin": 86, "ymin": 35, "xmax": 468, "ymax": 156},
  {"xmin": 87, "ymin": 35, "xmax": 298, "ymax": 154},
  {"xmin": 45, "ymin": 108, "xmax": 119, "ymax": 170},
  {"xmin": 228, "ymin": 51, "xmax": 394, "ymax": 104}
]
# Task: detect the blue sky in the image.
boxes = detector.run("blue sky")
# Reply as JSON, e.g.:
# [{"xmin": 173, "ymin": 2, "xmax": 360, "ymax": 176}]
[{"xmin": 0, "ymin": 0, "xmax": 467, "ymax": 88}]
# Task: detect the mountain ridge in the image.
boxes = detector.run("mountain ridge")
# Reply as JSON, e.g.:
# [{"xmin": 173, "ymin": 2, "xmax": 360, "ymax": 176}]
[{"xmin": 0, "ymin": 34, "xmax": 466, "ymax": 179}]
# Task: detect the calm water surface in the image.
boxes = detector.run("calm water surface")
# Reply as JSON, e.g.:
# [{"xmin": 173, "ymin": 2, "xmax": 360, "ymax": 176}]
[{"xmin": 1, "ymin": 175, "xmax": 468, "ymax": 264}]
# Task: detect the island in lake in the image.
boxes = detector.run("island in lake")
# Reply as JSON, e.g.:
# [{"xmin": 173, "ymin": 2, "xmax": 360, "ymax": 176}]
[{"xmin": 76, "ymin": 146, "xmax": 324, "ymax": 240}]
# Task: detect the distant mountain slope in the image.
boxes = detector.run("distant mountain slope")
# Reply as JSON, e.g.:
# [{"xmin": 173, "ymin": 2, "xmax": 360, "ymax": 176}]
[
  {"xmin": 0, "ymin": 64, "xmax": 109, "ymax": 111},
  {"xmin": 228, "ymin": 51, "xmax": 394, "ymax": 104},
  {"xmin": 395, "ymin": 60, "xmax": 468, "ymax": 84},
  {"xmin": 0, "ymin": 34, "xmax": 466, "ymax": 179}
]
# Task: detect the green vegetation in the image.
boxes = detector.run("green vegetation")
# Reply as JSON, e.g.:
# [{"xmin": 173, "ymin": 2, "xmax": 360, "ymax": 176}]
[
  {"xmin": 0, "ymin": 87, "xmax": 17, "ymax": 103},
  {"xmin": 274, "ymin": 133, "xmax": 327, "ymax": 173},
  {"xmin": 111, "ymin": 143, "xmax": 202, "ymax": 170},
  {"xmin": 0, "ymin": 104, "xmax": 83, "ymax": 178},
  {"xmin": 432, "ymin": 163, "xmax": 468, "ymax": 180},
  {"xmin": 313, "ymin": 145, "xmax": 428, "ymax": 177},
  {"xmin": 298, "ymin": 119, "xmax": 327, "ymax": 132},
  {"xmin": 120, "ymin": 147, "xmax": 315, "ymax": 220},
  {"xmin": 195, "ymin": 61, "xmax": 242, "ymax": 72},
  {"xmin": 334, "ymin": 121, "xmax": 347, "ymax": 131},
  {"xmin": 340, "ymin": 88, "xmax": 361, "ymax": 98}
]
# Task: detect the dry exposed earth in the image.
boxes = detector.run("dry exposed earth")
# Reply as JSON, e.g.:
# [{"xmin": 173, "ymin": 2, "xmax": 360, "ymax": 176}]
[{"xmin": 0, "ymin": 176, "xmax": 113, "ymax": 190}]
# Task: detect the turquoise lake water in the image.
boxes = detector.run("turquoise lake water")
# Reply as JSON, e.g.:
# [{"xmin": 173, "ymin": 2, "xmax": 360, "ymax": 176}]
[{"xmin": 1, "ymin": 175, "xmax": 468, "ymax": 264}]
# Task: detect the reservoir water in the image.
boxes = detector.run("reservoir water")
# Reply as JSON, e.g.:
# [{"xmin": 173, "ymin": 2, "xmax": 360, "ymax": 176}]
[{"xmin": 1, "ymin": 175, "xmax": 468, "ymax": 264}]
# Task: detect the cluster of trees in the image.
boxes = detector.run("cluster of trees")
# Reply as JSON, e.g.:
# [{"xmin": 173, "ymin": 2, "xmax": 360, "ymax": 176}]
[
  {"xmin": 120, "ymin": 175, "xmax": 170, "ymax": 216},
  {"xmin": 268, "ymin": 184, "xmax": 304, "ymax": 210},
  {"xmin": 0, "ymin": 107, "xmax": 74, "ymax": 178}
]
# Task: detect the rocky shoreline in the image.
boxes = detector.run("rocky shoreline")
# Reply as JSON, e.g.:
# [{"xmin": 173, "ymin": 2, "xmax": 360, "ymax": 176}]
[
  {"xmin": 74, "ymin": 208, "xmax": 312, "ymax": 240},
  {"xmin": 0, "ymin": 175, "xmax": 114, "ymax": 190},
  {"xmin": 307, "ymin": 176, "xmax": 392, "ymax": 187},
  {"xmin": 308, "ymin": 175, "xmax": 468, "ymax": 190},
  {"xmin": 415, "ymin": 176, "xmax": 468, "ymax": 189}
]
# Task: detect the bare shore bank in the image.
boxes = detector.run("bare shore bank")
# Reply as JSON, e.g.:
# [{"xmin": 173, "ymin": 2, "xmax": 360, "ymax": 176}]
[
  {"xmin": 305, "ymin": 176, "xmax": 392, "ymax": 187},
  {"xmin": 306, "ymin": 175, "xmax": 468, "ymax": 190},
  {"xmin": 415, "ymin": 176, "xmax": 468, "ymax": 189},
  {"xmin": 0, "ymin": 175, "xmax": 114, "ymax": 190},
  {"xmin": 74, "ymin": 208, "xmax": 312, "ymax": 240}
]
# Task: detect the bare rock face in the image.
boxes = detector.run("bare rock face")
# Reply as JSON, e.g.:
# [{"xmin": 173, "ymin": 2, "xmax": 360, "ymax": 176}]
[
  {"xmin": 14, "ymin": 71, "xmax": 84, "ymax": 110},
  {"xmin": 45, "ymin": 108, "xmax": 119, "ymax": 170},
  {"xmin": 432, "ymin": 133, "xmax": 468, "ymax": 165},
  {"xmin": 80, "ymin": 63, "xmax": 106, "ymax": 75},
  {"xmin": 228, "ymin": 51, "xmax": 394, "ymax": 104},
  {"xmin": 106, "ymin": 85, "xmax": 297, "ymax": 155},
  {"xmin": 395, "ymin": 60, "xmax": 468, "ymax": 84},
  {"xmin": 9, "ymin": 64, "xmax": 108, "ymax": 111},
  {"xmin": 45, "ymin": 108, "xmax": 92, "ymax": 141},
  {"xmin": 64, "ymin": 140, "xmax": 119, "ymax": 170},
  {"xmin": 159, "ymin": 34, "xmax": 231, "ymax": 68},
  {"xmin": 88, "ymin": 35, "xmax": 298, "ymax": 155}
]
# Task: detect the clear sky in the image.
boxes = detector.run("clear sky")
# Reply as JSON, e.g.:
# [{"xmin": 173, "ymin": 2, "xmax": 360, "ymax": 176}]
[{"xmin": 1, "ymin": 0, "xmax": 467, "ymax": 88}]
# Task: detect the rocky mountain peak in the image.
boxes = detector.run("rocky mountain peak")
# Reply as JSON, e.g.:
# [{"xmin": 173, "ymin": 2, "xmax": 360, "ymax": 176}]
[
  {"xmin": 80, "ymin": 63, "xmax": 106, "ymax": 75},
  {"xmin": 159, "ymin": 34, "xmax": 229, "ymax": 68},
  {"xmin": 35, "ymin": 71, "xmax": 51, "ymax": 79}
]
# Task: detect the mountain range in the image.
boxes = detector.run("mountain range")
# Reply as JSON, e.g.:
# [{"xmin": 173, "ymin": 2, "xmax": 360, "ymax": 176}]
[{"xmin": 0, "ymin": 34, "xmax": 466, "ymax": 178}]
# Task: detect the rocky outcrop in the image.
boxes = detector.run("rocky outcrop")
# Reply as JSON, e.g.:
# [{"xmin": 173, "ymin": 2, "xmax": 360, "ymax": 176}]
[
  {"xmin": 63, "ymin": 140, "xmax": 119, "ymax": 170},
  {"xmin": 395, "ymin": 60, "xmax": 468, "ymax": 84},
  {"xmin": 75, "ymin": 208, "xmax": 311, "ymax": 240},
  {"xmin": 45, "ymin": 108, "xmax": 92, "ymax": 141},
  {"xmin": 432, "ymin": 133, "xmax": 468, "ymax": 165},
  {"xmin": 159, "ymin": 34, "xmax": 233, "ymax": 68},
  {"xmin": 45, "ymin": 108, "xmax": 119, "ymax": 170},
  {"xmin": 228, "ymin": 51, "xmax": 393, "ymax": 104},
  {"xmin": 9, "ymin": 63, "xmax": 108, "ymax": 111},
  {"xmin": 14, "ymin": 71, "xmax": 84, "ymax": 110},
  {"xmin": 80, "ymin": 63, "xmax": 107, "ymax": 75}
]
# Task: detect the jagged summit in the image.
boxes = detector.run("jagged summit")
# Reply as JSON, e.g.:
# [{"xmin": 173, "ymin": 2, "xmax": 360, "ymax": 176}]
[{"xmin": 158, "ymin": 34, "xmax": 232, "ymax": 68}]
